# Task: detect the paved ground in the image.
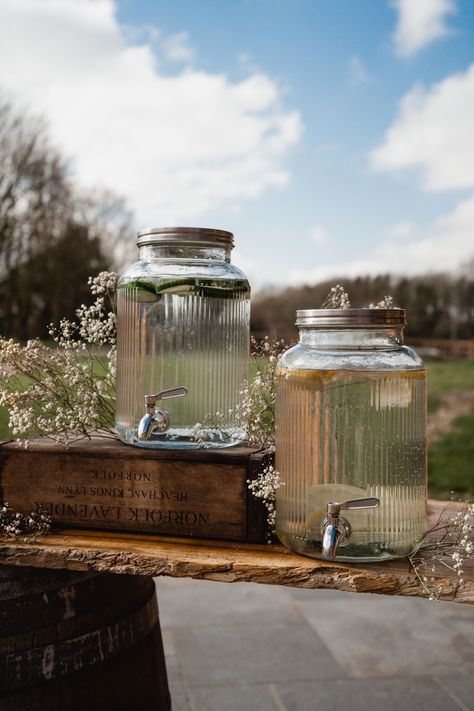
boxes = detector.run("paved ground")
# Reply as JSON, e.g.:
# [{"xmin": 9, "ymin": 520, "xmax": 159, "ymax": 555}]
[{"xmin": 155, "ymin": 577, "xmax": 474, "ymax": 711}]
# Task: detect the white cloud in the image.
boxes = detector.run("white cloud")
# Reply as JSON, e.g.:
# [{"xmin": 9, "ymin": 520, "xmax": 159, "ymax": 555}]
[
  {"xmin": 232, "ymin": 249, "xmax": 262, "ymax": 288},
  {"xmin": 310, "ymin": 225, "xmax": 330, "ymax": 245},
  {"xmin": 0, "ymin": 0, "xmax": 302, "ymax": 224},
  {"xmin": 160, "ymin": 31, "xmax": 194, "ymax": 63},
  {"xmin": 289, "ymin": 194, "xmax": 474, "ymax": 285},
  {"xmin": 384, "ymin": 220, "xmax": 416, "ymax": 240},
  {"xmin": 392, "ymin": 0, "xmax": 456, "ymax": 57},
  {"xmin": 370, "ymin": 64, "xmax": 474, "ymax": 192},
  {"xmin": 348, "ymin": 55, "xmax": 372, "ymax": 87}
]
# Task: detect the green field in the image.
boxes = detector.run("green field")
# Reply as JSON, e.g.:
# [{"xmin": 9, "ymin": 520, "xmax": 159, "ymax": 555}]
[
  {"xmin": 427, "ymin": 359, "xmax": 474, "ymax": 412},
  {"xmin": 428, "ymin": 411, "xmax": 474, "ymax": 499},
  {"xmin": 0, "ymin": 359, "xmax": 472, "ymax": 499}
]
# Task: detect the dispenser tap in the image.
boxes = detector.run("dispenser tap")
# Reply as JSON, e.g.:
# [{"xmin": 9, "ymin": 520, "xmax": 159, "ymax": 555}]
[
  {"xmin": 137, "ymin": 387, "xmax": 188, "ymax": 440},
  {"xmin": 321, "ymin": 497, "xmax": 379, "ymax": 560}
]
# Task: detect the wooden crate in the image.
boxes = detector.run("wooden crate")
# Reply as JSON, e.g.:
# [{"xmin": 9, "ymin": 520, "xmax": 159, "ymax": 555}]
[{"xmin": 0, "ymin": 439, "xmax": 270, "ymax": 543}]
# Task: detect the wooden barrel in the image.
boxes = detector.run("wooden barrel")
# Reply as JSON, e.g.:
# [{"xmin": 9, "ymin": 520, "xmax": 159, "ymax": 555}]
[{"xmin": 0, "ymin": 566, "xmax": 170, "ymax": 711}]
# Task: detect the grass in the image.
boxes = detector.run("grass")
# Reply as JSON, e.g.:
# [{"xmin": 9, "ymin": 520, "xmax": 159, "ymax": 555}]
[
  {"xmin": 424, "ymin": 360, "xmax": 474, "ymax": 499},
  {"xmin": 428, "ymin": 411, "xmax": 474, "ymax": 499},
  {"xmin": 426, "ymin": 359, "xmax": 474, "ymax": 412}
]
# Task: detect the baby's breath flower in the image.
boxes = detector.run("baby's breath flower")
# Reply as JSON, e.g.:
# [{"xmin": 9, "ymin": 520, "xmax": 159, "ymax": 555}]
[
  {"xmin": 321, "ymin": 285, "xmax": 351, "ymax": 309},
  {"xmin": 0, "ymin": 271, "xmax": 118, "ymax": 444},
  {"xmin": 0, "ymin": 501, "xmax": 51, "ymax": 540},
  {"xmin": 247, "ymin": 464, "xmax": 284, "ymax": 541},
  {"xmin": 409, "ymin": 501, "xmax": 473, "ymax": 601},
  {"xmin": 369, "ymin": 295, "xmax": 396, "ymax": 308}
]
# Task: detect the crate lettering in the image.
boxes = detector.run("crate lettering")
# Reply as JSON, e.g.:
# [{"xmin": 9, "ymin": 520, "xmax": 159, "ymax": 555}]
[{"xmin": 0, "ymin": 439, "xmax": 268, "ymax": 542}]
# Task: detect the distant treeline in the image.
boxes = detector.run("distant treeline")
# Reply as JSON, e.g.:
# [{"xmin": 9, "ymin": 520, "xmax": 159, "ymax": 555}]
[
  {"xmin": 251, "ymin": 274, "xmax": 474, "ymax": 341},
  {"xmin": 0, "ymin": 94, "xmax": 132, "ymax": 341}
]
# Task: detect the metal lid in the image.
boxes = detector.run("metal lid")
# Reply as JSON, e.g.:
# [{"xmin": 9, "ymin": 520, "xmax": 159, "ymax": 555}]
[
  {"xmin": 137, "ymin": 227, "xmax": 234, "ymax": 249},
  {"xmin": 296, "ymin": 308, "xmax": 406, "ymax": 328}
]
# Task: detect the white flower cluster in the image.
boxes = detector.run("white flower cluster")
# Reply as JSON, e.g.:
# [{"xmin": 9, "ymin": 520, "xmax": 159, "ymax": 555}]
[
  {"xmin": 410, "ymin": 501, "xmax": 473, "ymax": 601},
  {"xmin": 321, "ymin": 285, "xmax": 396, "ymax": 309},
  {"xmin": 234, "ymin": 336, "xmax": 285, "ymax": 451},
  {"xmin": 0, "ymin": 501, "xmax": 51, "ymax": 540},
  {"xmin": 321, "ymin": 284, "xmax": 351, "ymax": 309},
  {"xmin": 190, "ymin": 336, "xmax": 285, "ymax": 453},
  {"xmin": 0, "ymin": 271, "xmax": 118, "ymax": 444},
  {"xmin": 369, "ymin": 295, "xmax": 395, "ymax": 308},
  {"xmin": 247, "ymin": 464, "xmax": 284, "ymax": 540},
  {"xmin": 449, "ymin": 504, "xmax": 474, "ymax": 587}
]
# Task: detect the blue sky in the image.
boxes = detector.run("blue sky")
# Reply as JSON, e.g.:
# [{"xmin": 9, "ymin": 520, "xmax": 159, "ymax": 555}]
[{"xmin": 1, "ymin": 0, "xmax": 473, "ymax": 288}]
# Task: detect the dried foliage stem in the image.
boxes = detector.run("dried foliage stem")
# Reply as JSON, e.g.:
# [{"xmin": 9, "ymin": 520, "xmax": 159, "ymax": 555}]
[
  {"xmin": 409, "ymin": 502, "xmax": 473, "ymax": 600},
  {"xmin": 0, "ymin": 272, "xmax": 118, "ymax": 444},
  {"xmin": 0, "ymin": 501, "xmax": 51, "ymax": 541}
]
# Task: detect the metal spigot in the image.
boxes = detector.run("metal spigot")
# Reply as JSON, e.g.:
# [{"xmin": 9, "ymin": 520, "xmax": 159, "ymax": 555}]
[
  {"xmin": 321, "ymin": 497, "xmax": 379, "ymax": 560},
  {"xmin": 137, "ymin": 387, "xmax": 188, "ymax": 440}
]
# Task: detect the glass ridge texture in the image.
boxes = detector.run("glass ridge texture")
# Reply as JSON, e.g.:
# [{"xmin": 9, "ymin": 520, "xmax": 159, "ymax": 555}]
[
  {"xmin": 115, "ymin": 230, "xmax": 250, "ymax": 449},
  {"xmin": 275, "ymin": 312, "xmax": 427, "ymax": 562}
]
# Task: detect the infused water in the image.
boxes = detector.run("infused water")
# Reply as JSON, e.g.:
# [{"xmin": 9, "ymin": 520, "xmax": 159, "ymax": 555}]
[
  {"xmin": 275, "ymin": 368, "xmax": 427, "ymax": 561},
  {"xmin": 116, "ymin": 277, "xmax": 250, "ymax": 448}
]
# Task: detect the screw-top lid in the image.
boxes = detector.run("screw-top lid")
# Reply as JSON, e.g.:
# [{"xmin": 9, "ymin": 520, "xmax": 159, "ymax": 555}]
[
  {"xmin": 137, "ymin": 227, "xmax": 234, "ymax": 249},
  {"xmin": 296, "ymin": 308, "xmax": 406, "ymax": 329}
]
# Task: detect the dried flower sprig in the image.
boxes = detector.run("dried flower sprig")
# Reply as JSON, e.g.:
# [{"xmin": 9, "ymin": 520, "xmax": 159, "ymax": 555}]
[
  {"xmin": 409, "ymin": 501, "xmax": 473, "ymax": 600},
  {"xmin": 321, "ymin": 284, "xmax": 351, "ymax": 308},
  {"xmin": 191, "ymin": 335, "xmax": 286, "ymax": 453},
  {"xmin": 237, "ymin": 335, "xmax": 286, "ymax": 452},
  {"xmin": 0, "ymin": 271, "xmax": 118, "ymax": 444},
  {"xmin": 0, "ymin": 501, "xmax": 51, "ymax": 541},
  {"xmin": 369, "ymin": 295, "xmax": 396, "ymax": 308},
  {"xmin": 247, "ymin": 464, "xmax": 284, "ymax": 541},
  {"xmin": 321, "ymin": 285, "xmax": 396, "ymax": 309}
]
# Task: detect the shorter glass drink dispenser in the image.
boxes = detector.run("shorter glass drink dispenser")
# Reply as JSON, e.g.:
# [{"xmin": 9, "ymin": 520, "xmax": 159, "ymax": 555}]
[{"xmin": 275, "ymin": 308, "xmax": 427, "ymax": 562}]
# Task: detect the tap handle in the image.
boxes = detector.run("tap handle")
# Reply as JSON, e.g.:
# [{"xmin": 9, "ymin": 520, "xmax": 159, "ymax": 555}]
[
  {"xmin": 145, "ymin": 387, "xmax": 188, "ymax": 407},
  {"xmin": 157, "ymin": 386, "xmax": 188, "ymax": 400},
  {"xmin": 342, "ymin": 497, "xmax": 379, "ymax": 511},
  {"xmin": 327, "ymin": 497, "xmax": 379, "ymax": 516}
]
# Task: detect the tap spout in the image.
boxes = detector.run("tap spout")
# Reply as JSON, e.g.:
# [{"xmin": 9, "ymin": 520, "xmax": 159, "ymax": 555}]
[{"xmin": 321, "ymin": 523, "xmax": 342, "ymax": 560}]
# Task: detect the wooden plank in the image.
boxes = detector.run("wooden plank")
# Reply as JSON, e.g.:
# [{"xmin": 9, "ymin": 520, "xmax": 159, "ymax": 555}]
[
  {"xmin": 0, "ymin": 501, "xmax": 471, "ymax": 604},
  {"xmin": 0, "ymin": 439, "xmax": 268, "ymax": 543}
]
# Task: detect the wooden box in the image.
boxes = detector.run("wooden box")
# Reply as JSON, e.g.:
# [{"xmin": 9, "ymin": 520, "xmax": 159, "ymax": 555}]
[{"xmin": 0, "ymin": 439, "xmax": 270, "ymax": 543}]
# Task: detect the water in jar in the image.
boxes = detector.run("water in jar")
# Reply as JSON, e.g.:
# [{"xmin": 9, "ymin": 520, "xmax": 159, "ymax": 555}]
[
  {"xmin": 115, "ymin": 276, "xmax": 250, "ymax": 448},
  {"xmin": 275, "ymin": 368, "xmax": 427, "ymax": 561}
]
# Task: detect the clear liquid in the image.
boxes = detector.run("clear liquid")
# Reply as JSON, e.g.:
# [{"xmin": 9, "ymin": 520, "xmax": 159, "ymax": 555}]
[
  {"xmin": 115, "ymin": 278, "xmax": 250, "ymax": 448},
  {"xmin": 275, "ymin": 368, "xmax": 427, "ymax": 561}
]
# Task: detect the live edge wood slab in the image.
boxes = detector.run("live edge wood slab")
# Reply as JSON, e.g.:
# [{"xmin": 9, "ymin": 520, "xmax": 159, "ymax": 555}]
[{"xmin": 0, "ymin": 501, "xmax": 472, "ymax": 604}]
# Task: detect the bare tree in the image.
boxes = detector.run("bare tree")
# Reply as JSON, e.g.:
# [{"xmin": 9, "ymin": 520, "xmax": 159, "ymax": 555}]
[{"xmin": 0, "ymin": 95, "xmax": 133, "ymax": 339}]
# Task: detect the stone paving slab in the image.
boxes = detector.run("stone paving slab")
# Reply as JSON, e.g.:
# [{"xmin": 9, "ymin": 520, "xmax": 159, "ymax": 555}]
[
  {"xmin": 187, "ymin": 684, "xmax": 283, "ymax": 711},
  {"xmin": 155, "ymin": 578, "xmax": 474, "ymax": 711},
  {"xmin": 295, "ymin": 589, "xmax": 474, "ymax": 678},
  {"xmin": 273, "ymin": 677, "xmax": 467, "ymax": 711}
]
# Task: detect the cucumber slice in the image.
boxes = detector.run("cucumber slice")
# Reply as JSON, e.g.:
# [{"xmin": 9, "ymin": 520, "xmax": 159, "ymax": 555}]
[
  {"xmin": 118, "ymin": 280, "xmax": 160, "ymax": 302},
  {"xmin": 119, "ymin": 277, "xmax": 250, "ymax": 300}
]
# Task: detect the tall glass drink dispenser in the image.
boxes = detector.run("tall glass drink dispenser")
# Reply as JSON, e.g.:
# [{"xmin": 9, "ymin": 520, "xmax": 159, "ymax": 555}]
[
  {"xmin": 275, "ymin": 308, "xmax": 427, "ymax": 561},
  {"xmin": 116, "ymin": 227, "xmax": 250, "ymax": 448}
]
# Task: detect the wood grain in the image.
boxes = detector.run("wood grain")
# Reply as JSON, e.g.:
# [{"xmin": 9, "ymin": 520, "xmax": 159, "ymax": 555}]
[
  {"xmin": 0, "ymin": 438, "xmax": 268, "ymax": 543},
  {"xmin": 0, "ymin": 501, "xmax": 471, "ymax": 604}
]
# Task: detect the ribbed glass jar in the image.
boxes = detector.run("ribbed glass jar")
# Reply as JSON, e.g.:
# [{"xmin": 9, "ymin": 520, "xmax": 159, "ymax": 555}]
[
  {"xmin": 115, "ymin": 227, "xmax": 250, "ymax": 449},
  {"xmin": 275, "ymin": 308, "xmax": 427, "ymax": 562}
]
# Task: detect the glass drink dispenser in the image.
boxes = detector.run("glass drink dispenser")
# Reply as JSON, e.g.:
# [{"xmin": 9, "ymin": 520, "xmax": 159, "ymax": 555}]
[
  {"xmin": 115, "ymin": 227, "xmax": 250, "ymax": 449},
  {"xmin": 275, "ymin": 308, "xmax": 427, "ymax": 562}
]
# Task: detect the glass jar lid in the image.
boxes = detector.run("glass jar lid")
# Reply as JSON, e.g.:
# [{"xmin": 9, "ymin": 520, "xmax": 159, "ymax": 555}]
[
  {"xmin": 296, "ymin": 308, "xmax": 406, "ymax": 329},
  {"xmin": 137, "ymin": 227, "xmax": 234, "ymax": 249}
]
